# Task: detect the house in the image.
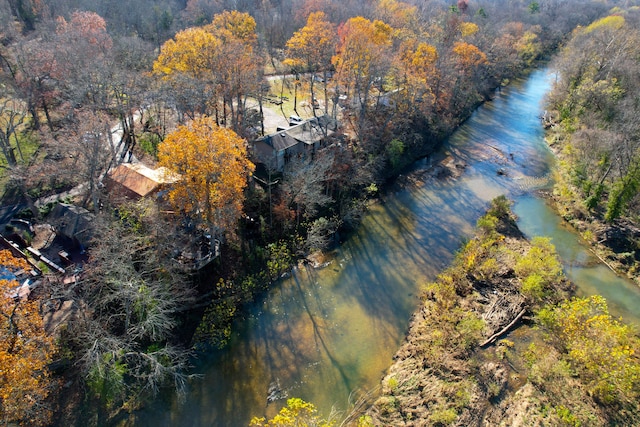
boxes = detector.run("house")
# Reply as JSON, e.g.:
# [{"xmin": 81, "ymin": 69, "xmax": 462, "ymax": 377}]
[
  {"xmin": 47, "ymin": 203, "xmax": 94, "ymax": 251},
  {"xmin": 106, "ymin": 163, "xmax": 178, "ymax": 200},
  {"xmin": 252, "ymin": 115, "xmax": 338, "ymax": 171}
]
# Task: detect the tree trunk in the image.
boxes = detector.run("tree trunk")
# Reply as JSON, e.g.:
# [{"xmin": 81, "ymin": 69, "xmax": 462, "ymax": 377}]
[
  {"xmin": 0, "ymin": 133, "xmax": 17, "ymax": 167},
  {"xmin": 42, "ymin": 99, "xmax": 54, "ymax": 133},
  {"xmin": 28, "ymin": 100, "xmax": 40, "ymax": 131}
]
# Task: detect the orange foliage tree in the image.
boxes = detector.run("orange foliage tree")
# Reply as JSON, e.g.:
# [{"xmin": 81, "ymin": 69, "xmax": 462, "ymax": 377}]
[
  {"xmin": 452, "ymin": 41, "xmax": 487, "ymax": 73},
  {"xmin": 332, "ymin": 16, "xmax": 393, "ymax": 132},
  {"xmin": 158, "ymin": 116, "xmax": 255, "ymax": 243},
  {"xmin": 284, "ymin": 11, "xmax": 337, "ymax": 115},
  {"xmin": 154, "ymin": 11, "xmax": 262, "ymax": 132},
  {"xmin": 0, "ymin": 251, "xmax": 55, "ymax": 426}
]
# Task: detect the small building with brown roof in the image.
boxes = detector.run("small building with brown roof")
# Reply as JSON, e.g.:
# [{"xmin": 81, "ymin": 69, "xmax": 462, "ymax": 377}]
[{"xmin": 106, "ymin": 163, "xmax": 177, "ymax": 200}]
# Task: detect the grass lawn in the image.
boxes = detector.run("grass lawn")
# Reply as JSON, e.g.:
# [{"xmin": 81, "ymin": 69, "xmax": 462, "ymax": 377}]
[
  {"xmin": 0, "ymin": 129, "xmax": 42, "ymax": 197},
  {"xmin": 264, "ymin": 76, "xmax": 330, "ymax": 121}
]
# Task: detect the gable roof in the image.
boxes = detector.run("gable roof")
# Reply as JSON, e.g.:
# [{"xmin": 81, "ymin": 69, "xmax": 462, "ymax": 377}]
[
  {"xmin": 108, "ymin": 163, "xmax": 177, "ymax": 198},
  {"xmin": 264, "ymin": 131, "xmax": 300, "ymax": 151},
  {"xmin": 258, "ymin": 115, "xmax": 338, "ymax": 152},
  {"xmin": 48, "ymin": 203, "xmax": 94, "ymax": 248},
  {"xmin": 287, "ymin": 115, "xmax": 337, "ymax": 145}
]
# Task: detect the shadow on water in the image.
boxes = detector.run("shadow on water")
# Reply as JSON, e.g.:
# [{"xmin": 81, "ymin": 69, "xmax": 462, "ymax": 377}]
[{"xmin": 133, "ymin": 68, "xmax": 640, "ymax": 427}]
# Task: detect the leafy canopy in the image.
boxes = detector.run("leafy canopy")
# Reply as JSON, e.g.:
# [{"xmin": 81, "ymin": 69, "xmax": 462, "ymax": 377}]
[
  {"xmin": 158, "ymin": 116, "xmax": 255, "ymax": 238},
  {"xmin": 0, "ymin": 250, "xmax": 55, "ymax": 427}
]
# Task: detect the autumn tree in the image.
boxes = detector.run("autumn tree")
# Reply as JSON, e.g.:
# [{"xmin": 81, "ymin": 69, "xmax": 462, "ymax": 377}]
[
  {"xmin": 537, "ymin": 296, "xmax": 640, "ymax": 406},
  {"xmin": 154, "ymin": 11, "xmax": 262, "ymax": 134},
  {"xmin": 206, "ymin": 11, "xmax": 262, "ymax": 134},
  {"xmin": 374, "ymin": 0, "xmax": 419, "ymax": 34},
  {"xmin": 332, "ymin": 16, "xmax": 393, "ymax": 136},
  {"xmin": 488, "ymin": 22, "xmax": 542, "ymax": 82},
  {"xmin": 52, "ymin": 11, "xmax": 114, "ymax": 110},
  {"xmin": 284, "ymin": 11, "xmax": 337, "ymax": 116},
  {"xmin": 548, "ymin": 14, "xmax": 640, "ymax": 223},
  {"xmin": 434, "ymin": 40, "xmax": 488, "ymax": 118},
  {"xmin": 250, "ymin": 397, "xmax": 334, "ymax": 427},
  {"xmin": 0, "ymin": 250, "xmax": 56, "ymax": 427},
  {"xmin": 392, "ymin": 39, "xmax": 439, "ymax": 118},
  {"xmin": 2, "ymin": 35, "xmax": 61, "ymax": 132},
  {"xmin": 3, "ymin": 0, "xmax": 46, "ymax": 32},
  {"xmin": 153, "ymin": 26, "xmax": 222, "ymax": 121},
  {"xmin": 158, "ymin": 115, "xmax": 255, "ymax": 243}
]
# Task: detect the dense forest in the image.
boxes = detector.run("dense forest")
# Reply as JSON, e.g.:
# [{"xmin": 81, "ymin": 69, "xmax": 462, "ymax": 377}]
[
  {"xmin": 545, "ymin": 9, "xmax": 640, "ymax": 282},
  {"xmin": 0, "ymin": 0, "xmax": 638, "ymax": 426}
]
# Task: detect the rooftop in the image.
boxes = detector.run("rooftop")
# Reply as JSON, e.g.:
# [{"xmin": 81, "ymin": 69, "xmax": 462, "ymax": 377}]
[{"xmin": 108, "ymin": 163, "xmax": 178, "ymax": 198}]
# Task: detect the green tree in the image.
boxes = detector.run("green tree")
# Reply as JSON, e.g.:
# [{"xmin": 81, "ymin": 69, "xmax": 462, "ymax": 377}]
[{"xmin": 514, "ymin": 237, "xmax": 564, "ymax": 303}]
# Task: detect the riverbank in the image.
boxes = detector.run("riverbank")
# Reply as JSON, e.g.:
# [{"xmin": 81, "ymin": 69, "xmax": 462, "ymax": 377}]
[
  {"xmin": 537, "ymin": 11, "xmax": 640, "ymax": 288},
  {"xmin": 544, "ymin": 129, "xmax": 640, "ymax": 287},
  {"xmin": 362, "ymin": 198, "xmax": 640, "ymax": 426}
]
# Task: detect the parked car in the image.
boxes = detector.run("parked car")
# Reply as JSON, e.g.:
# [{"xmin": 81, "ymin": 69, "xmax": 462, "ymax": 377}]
[{"xmin": 289, "ymin": 115, "xmax": 303, "ymax": 126}]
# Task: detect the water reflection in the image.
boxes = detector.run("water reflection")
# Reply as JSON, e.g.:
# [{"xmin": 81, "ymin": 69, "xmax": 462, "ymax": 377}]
[{"xmin": 135, "ymin": 68, "xmax": 639, "ymax": 427}]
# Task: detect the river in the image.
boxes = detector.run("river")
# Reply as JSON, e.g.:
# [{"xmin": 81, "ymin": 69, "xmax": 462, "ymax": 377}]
[{"xmin": 134, "ymin": 67, "xmax": 640, "ymax": 426}]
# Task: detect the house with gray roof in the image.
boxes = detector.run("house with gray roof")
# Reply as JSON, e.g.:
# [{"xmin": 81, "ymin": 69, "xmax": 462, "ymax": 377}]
[{"xmin": 252, "ymin": 115, "xmax": 338, "ymax": 171}]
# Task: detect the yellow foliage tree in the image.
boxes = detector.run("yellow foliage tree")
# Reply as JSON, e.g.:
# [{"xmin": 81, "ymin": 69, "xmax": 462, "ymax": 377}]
[
  {"xmin": 0, "ymin": 251, "xmax": 55, "ymax": 426},
  {"xmin": 394, "ymin": 39, "xmax": 439, "ymax": 114},
  {"xmin": 538, "ymin": 295, "xmax": 640, "ymax": 405},
  {"xmin": 207, "ymin": 10, "xmax": 258, "ymax": 43},
  {"xmin": 153, "ymin": 11, "xmax": 262, "ymax": 131},
  {"xmin": 284, "ymin": 11, "xmax": 336, "ymax": 115},
  {"xmin": 249, "ymin": 397, "xmax": 334, "ymax": 427},
  {"xmin": 152, "ymin": 27, "xmax": 222, "ymax": 79},
  {"xmin": 374, "ymin": 0, "xmax": 419, "ymax": 32},
  {"xmin": 459, "ymin": 21, "xmax": 479, "ymax": 37},
  {"xmin": 158, "ymin": 116, "xmax": 255, "ymax": 241}
]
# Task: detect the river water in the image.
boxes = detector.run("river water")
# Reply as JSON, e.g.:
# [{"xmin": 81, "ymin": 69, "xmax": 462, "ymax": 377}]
[{"xmin": 134, "ymin": 68, "xmax": 640, "ymax": 426}]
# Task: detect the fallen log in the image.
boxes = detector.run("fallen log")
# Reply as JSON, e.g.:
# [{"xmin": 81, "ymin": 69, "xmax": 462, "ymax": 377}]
[{"xmin": 480, "ymin": 308, "xmax": 527, "ymax": 347}]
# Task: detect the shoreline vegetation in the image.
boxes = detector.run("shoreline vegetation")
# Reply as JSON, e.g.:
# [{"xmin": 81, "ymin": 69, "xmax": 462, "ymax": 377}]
[
  {"xmin": 542, "ymin": 11, "xmax": 640, "ymax": 286},
  {"xmin": 361, "ymin": 196, "xmax": 640, "ymax": 427}
]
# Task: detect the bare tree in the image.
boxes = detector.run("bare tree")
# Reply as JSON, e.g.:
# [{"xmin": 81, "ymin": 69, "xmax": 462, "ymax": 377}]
[{"xmin": 63, "ymin": 213, "xmax": 195, "ymax": 415}]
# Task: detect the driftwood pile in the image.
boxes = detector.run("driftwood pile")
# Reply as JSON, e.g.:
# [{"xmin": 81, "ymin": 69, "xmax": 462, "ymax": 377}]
[{"xmin": 480, "ymin": 292, "xmax": 526, "ymax": 347}]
